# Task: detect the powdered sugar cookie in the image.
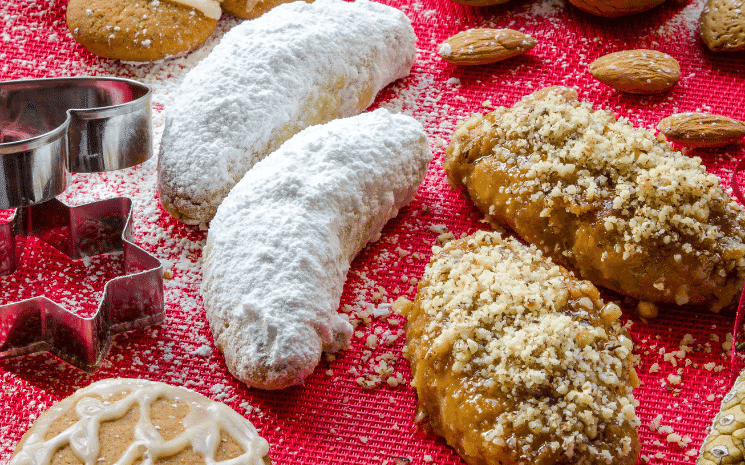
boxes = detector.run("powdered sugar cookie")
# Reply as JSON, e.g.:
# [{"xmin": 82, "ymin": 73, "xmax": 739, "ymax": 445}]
[
  {"xmin": 10, "ymin": 378, "xmax": 271, "ymax": 465},
  {"xmin": 201, "ymin": 109, "xmax": 431, "ymax": 390},
  {"xmin": 157, "ymin": 0, "xmax": 417, "ymax": 224},
  {"xmin": 66, "ymin": 0, "xmax": 220, "ymax": 62}
]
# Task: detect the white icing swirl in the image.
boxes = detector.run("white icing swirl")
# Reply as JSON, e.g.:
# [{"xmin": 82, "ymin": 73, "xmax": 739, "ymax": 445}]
[
  {"xmin": 166, "ymin": 0, "xmax": 222, "ymax": 19},
  {"xmin": 10, "ymin": 378, "xmax": 269, "ymax": 465}
]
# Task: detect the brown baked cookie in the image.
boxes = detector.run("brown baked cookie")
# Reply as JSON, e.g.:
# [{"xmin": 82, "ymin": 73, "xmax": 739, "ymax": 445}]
[
  {"xmin": 700, "ymin": 0, "xmax": 745, "ymax": 51},
  {"xmin": 66, "ymin": 0, "xmax": 219, "ymax": 62},
  {"xmin": 221, "ymin": 0, "xmax": 312, "ymax": 19},
  {"xmin": 10, "ymin": 378, "xmax": 271, "ymax": 465},
  {"xmin": 397, "ymin": 231, "xmax": 641, "ymax": 465}
]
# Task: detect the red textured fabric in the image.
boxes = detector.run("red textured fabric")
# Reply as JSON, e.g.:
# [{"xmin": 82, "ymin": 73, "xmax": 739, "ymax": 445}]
[{"xmin": 1, "ymin": 0, "xmax": 745, "ymax": 463}]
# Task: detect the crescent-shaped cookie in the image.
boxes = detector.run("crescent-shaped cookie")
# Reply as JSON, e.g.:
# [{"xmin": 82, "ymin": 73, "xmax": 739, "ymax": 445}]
[
  {"xmin": 157, "ymin": 0, "xmax": 417, "ymax": 224},
  {"xmin": 201, "ymin": 109, "xmax": 432, "ymax": 390}
]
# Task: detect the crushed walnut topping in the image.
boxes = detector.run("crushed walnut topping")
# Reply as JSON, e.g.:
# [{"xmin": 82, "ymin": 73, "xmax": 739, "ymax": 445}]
[
  {"xmin": 444, "ymin": 87, "xmax": 745, "ymax": 310},
  {"xmin": 401, "ymin": 231, "xmax": 641, "ymax": 465}
]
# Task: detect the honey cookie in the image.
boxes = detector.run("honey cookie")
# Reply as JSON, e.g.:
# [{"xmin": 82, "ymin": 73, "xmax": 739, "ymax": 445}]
[
  {"xmin": 221, "ymin": 0, "xmax": 309, "ymax": 19},
  {"xmin": 700, "ymin": 0, "xmax": 745, "ymax": 51},
  {"xmin": 398, "ymin": 231, "xmax": 641, "ymax": 465},
  {"xmin": 10, "ymin": 378, "xmax": 271, "ymax": 465},
  {"xmin": 201, "ymin": 109, "xmax": 431, "ymax": 390},
  {"xmin": 157, "ymin": 0, "xmax": 416, "ymax": 224},
  {"xmin": 66, "ymin": 0, "xmax": 220, "ymax": 62},
  {"xmin": 444, "ymin": 87, "xmax": 745, "ymax": 313}
]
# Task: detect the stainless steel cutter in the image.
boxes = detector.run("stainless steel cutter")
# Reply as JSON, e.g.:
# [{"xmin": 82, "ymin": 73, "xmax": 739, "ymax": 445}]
[{"xmin": 0, "ymin": 76, "xmax": 164, "ymax": 372}]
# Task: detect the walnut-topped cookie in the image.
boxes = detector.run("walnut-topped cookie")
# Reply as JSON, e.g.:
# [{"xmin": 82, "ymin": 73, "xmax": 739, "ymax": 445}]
[
  {"xmin": 66, "ymin": 0, "xmax": 220, "ymax": 62},
  {"xmin": 398, "ymin": 231, "xmax": 641, "ymax": 465},
  {"xmin": 444, "ymin": 87, "xmax": 745, "ymax": 313}
]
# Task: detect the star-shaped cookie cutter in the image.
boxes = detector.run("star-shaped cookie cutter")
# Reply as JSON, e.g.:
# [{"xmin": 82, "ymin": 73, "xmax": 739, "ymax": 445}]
[{"xmin": 0, "ymin": 77, "xmax": 164, "ymax": 372}]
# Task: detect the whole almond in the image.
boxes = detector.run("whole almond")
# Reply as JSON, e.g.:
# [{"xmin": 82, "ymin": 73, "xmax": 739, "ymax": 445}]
[
  {"xmin": 658, "ymin": 113, "xmax": 745, "ymax": 148},
  {"xmin": 699, "ymin": 0, "xmax": 745, "ymax": 51},
  {"xmin": 588, "ymin": 49, "xmax": 680, "ymax": 94},
  {"xmin": 438, "ymin": 29, "xmax": 537, "ymax": 66}
]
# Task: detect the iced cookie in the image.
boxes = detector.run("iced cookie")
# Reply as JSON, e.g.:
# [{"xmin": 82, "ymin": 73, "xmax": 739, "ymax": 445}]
[
  {"xmin": 398, "ymin": 231, "xmax": 641, "ymax": 465},
  {"xmin": 66, "ymin": 0, "xmax": 220, "ymax": 62},
  {"xmin": 444, "ymin": 87, "xmax": 745, "ymax": 313},
  {"xmin": 201, "ymin": 109, "xmax": 431, "ymax": 390},
  {"xmin": 10, "ymin": 378, "xmax": 271, "ymax": 465},
  {"xmin": 157, "ymin": 0, "xmax": 416, "ymax": 224}
]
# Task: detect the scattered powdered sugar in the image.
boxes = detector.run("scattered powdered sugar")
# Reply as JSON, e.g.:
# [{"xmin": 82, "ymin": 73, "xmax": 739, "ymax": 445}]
[
  {"xmin": 527, "ymin": 0, "xmax": 566, "ymax": 19},
  {"xmin": 201, "ymin": 109, "xmax": 432, "ymax": 390},
  {"xmin": 653, "ymin": 0, "xmax": 708, "ymax": 40}
]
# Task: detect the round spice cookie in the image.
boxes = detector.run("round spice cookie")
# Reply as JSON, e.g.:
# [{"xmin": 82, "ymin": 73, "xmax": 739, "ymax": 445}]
[
  {"xmin": 66, "ymin": 0, "xmax": 220, "ymax": 62},
  {"xmin": 221, "ymin": 0, "xmax": 311, "ymax": 19},
  {"xmin": 10, "ymin": 378, "xmax": 271, "ymax": 465}
]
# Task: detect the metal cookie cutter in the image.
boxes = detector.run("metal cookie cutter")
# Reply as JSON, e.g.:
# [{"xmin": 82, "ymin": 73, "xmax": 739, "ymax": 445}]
[{"xmin": 0, "ymin": 77, "xmax": 164, "ymax": 372}]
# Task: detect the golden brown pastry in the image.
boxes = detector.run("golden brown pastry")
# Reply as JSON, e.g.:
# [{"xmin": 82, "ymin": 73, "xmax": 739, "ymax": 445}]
[
  {"xmin": 221, "ymin": 0, "xmax": 311, "ymax": 18},
  {"xmin": 444, "ymin": 87, "xmax": 745, "ymax": 312},
  {"xmin": 66, "ymin": 0, "xmax": 218, "ymax": 62},
  {"xmin": 398, "ymin": 230, "xmax": 641, "ymax": 465}
]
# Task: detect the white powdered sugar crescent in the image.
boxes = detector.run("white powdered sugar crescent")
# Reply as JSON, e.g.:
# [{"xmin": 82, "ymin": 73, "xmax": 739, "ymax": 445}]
[
  {"xmin": 201, "ymin": 109, "xmax": 432, "ymax": 390},
  {"xmin": 157, "ymin": 0, "xmax": 417, "ymax": 224}
]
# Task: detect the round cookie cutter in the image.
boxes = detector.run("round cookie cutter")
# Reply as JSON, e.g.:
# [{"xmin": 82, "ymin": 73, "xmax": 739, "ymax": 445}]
[{"xmin": 0, "ymin": 76, "xmax": 152, "ymax": 209}]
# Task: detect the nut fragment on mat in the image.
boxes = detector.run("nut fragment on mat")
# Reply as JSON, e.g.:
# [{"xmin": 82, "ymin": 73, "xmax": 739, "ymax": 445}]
[
  {"xmin": 0, "ymin": 198, "xmax": 164, "ymax": 372},
  {"xmin": 438, "ymin": 28, "xmax": 537, "ymax": 66},
  {"xmin": 157, "ymin": 0, "xmax": 416, "ymax": 224},
  {"xmin": 658, "ymin": 112, "xmax": 745, "ymax": 148},
  {"xmin": 397, "ymin": 230, "xmax": 641, "ymax": 465},
  {"xmin": 589, "ymin": 49, "xmax": 680, "ymax": 94},
  {"xmin": 697, "ymin": 370, "xmax": 745, "ymax": 464},
  {"xmin": 444, "ymin": 86, "xmax": 745, "ymax": 312},
  {"xmin": 202, "ymin": 109, "xmax": 431, "ymax": 390},
  {"xmin": 9, "ymin": 378, "xmax": 271, "ymax": 465},
  {"xmin": 66, "ymin": 0, "xmax": 219, "ymax": 62}
]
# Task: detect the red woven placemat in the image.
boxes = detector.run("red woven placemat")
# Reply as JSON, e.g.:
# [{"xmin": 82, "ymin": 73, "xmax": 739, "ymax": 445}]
[{"xmin": 2, "ymin": 0, "xmax": 745, "ymax": 464}]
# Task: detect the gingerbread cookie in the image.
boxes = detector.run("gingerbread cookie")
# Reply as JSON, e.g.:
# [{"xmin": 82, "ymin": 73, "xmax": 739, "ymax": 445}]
[
  {"xmin": 157, "ymin": 0, "xmax": 416, "ymax": 224},
  {"xmin": 10, "ymin": 378, "xmax": 271, "ymax": 465},
  {"xmin": 66, "ymin": 0, "xmax": 220, "ymax": 62}
]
